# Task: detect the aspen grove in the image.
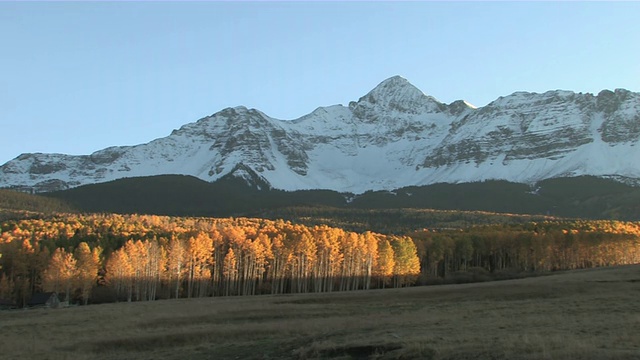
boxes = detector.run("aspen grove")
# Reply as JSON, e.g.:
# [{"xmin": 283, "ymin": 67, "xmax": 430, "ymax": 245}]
[
  {"xmin": 1, "ymin": 213, "xmax": 639, "ymax": 307},
  {"xmin": 0, "ymin": 214, "xmax": 420, "ymax": 306}
]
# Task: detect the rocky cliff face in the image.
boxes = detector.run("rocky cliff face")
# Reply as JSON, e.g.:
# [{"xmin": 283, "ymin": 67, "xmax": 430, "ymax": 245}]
[{"xmin": 2, "ymin": 76, "xmax": 640, "ymax": 193}]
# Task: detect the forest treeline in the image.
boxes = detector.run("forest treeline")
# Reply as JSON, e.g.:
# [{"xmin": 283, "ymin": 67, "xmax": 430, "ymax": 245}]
[
  {"xmin": 42, "ymin": 175, "xmax": 640, "ymax": 220},
  {"xmin": 0, "ymin": 214, "xmax": 419, "ymax": 306},
  {"xmin": 0, "ymin": 189, "xmax": 74, "ymax": 214},
  {"xmin": 255, "ymin": 206, "xmax": 557, "ymax": 234},
  {"xmin": 410, "ymin": 221, "xmax": 640, "ymax": 282},
  {"xmin": 1, "ymin": 213, "xmax": 639, "ymax": 307}
]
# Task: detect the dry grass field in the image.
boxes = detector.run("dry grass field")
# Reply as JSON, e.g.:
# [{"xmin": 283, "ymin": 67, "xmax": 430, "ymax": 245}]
[{"xmin": 2, "ymin": 265, "xmax": 639, "ymax": 360}]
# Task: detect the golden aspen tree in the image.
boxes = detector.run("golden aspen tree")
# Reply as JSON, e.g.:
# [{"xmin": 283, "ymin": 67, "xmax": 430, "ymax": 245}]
[
  {"xmin": 74, "ymin": 242, "xmax": 101, "ymax": 305},
  {"xmin": 290, "ymin": 228, "xmax": 316, "ymax": 294},
  {"xmin": 309, "ymin": 227, "xmax": 326, "ymax": 293},
  {"xmin": 166, "ymin": 236, "xmax": 186, "ymax": 299},
  {"xmin": 121, "ymin": 240, "xmax": 145, "ymax": 301},
  {"xmin": 267, "ymin": 233, "xmax": 283, "ymax": 294},
  {"xmin": 223, "ymin": 247, "xmax": 238, "ymax": 296},
  {"xmin": 157, "ymin": 238, "xmax": 169, "ymax": 299},
  {"xmin": 186, "ymin": 236, "xmax": 198, "ymax": 298},
  {"xmin": 143, "ymin": 240, "xmax": 164, "ymax": 301},
  {"xmin": 134, "ymin": 240, "xmax": 152, "ymax": 301},
  {"xmin": 226, "ymin": 225, "xmax": 251, "ymax": 294},
  {"xmin": 196, "ymin": 232, "xmax": 214, "ymax": 297},
  {"xmin": 374, "ymin": 238, "xmax": 395, "ymax": 288},
  {"xmin": 253, "ymin": 233, "xmax": 273, "ymax": 295},
  {"xmin": 339, "ymin": 232, "xmax": 361, "ymax": 291},
  {"xmin": 361, "ymin": 232, "xmax": 378, "ymax": 290},
  {"xmin": 186, "ymin": 232, "xmax": 213, "ymax": 298},
  {"xmin": 43, "ymin": 248, "xmax": 77, "ymax": 302},
  {"xmin": 391, "ymin": 237, "xmax": 420, "ymax": 288},
  {"xmin": 351, "ymin": 232, "xmax": 366, "ymax": 290},
  {"xmin": 105, "ymin": 248, "xmax": 134, "ymax": 301},
  {"xmin": 42, "ymin": 249, "xmax": 62, "ymax": 295},
  {"xmin": 327, "ymin": 228, "xmax": 344, "ymax": 292},
  {"xmin": 311, "ymin": 226, "xmax": 340, "ymax": 293},
  {"xmin": 239, "ymin": 238, "xmax": 255, "ymax": 296},
  {"xmin": 211, "ymin": 229, "xmax": 226, "ymax": 296}
]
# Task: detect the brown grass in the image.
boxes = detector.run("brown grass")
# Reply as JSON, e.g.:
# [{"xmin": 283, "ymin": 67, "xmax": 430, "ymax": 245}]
[{"xmin": 2, "ymin": 265, "xmax": 640, "ymax": 359}]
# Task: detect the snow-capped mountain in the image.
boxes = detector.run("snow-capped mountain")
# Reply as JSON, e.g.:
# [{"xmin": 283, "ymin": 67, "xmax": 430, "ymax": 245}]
[{"xmin": 2, "ymin": 76, "xmax": 640, "ymax": 193}]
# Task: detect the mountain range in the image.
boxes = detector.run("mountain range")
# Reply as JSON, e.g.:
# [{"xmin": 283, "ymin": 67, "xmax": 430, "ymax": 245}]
[{"xmin": 2, "ymin": 75, "xmax": 640, "ymax": 193}]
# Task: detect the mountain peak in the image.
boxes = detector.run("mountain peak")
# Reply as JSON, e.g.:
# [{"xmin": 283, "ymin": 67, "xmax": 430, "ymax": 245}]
[
  {"xmin": 367, "ymin": 75, "xmax": 425, "ymax": 100},
  {"xmin": 377, "ymin": 75, "xmax": 411, "ymax": 86},
  {"xmin": 355, "ymin": 76, "xmax": 444, "ymax": 114},
  {"xmin": 2, "ymin": 78, "xmax": 640, "ymax": 194},
  {"xmin": 447, "ymin": 99, "xmax": 478, "ymax": 115}
]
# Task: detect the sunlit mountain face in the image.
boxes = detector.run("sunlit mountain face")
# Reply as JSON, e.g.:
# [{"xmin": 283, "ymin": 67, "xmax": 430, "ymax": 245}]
[{"xmin": 2, "ymin": 76, "xmax": 640, "ymax": 193}]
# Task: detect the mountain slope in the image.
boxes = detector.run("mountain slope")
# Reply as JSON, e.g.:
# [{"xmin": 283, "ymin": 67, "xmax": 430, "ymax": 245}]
[
  {"xmin": 43, "ymin": 175, "xmax": 640, "ymax": 222},
  {"xmin": 2, "ymin": 76, "xmax": 640, "ymax": 193}
]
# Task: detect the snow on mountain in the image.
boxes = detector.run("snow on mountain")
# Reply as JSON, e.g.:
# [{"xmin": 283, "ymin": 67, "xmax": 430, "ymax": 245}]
[{"xmin": 2, "ymin": 76, "xmax": 640, "ymax": 193}]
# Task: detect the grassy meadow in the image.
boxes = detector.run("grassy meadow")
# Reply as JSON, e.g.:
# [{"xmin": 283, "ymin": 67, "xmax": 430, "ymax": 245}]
[{"xmin": 2, "ymin": 265, "xmax": 639, "ymax": 360}]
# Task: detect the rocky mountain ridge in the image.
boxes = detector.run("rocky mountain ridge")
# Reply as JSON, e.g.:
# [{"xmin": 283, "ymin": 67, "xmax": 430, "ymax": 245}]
[{"xmin": 2, "ymin": 76, "xmax": 639, "ymax": 193}]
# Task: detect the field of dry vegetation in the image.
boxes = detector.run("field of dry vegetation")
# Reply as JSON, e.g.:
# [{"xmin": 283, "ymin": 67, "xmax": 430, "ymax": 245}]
[{"xmin": 2, "ymin": 265, "xmax": 639, "ymax": 360}]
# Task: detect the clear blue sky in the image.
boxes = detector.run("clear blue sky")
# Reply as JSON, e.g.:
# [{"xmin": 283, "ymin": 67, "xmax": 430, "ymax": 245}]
[{"xmin": 1, "ymin": 1, "xmax": 638, "ymax": 165}]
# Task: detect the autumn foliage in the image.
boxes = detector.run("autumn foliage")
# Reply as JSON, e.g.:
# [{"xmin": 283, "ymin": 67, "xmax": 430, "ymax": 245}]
[
  {"xmin": 1, "ymin": 214, "xmax": 639, "ymax": 307},
  {"xmin": 410, "ymin": 221, "xmax": 640, "ymax": 282},
  {"xmin": 0, "ymin": 214, "xmax": 420, "ymax": 305}
]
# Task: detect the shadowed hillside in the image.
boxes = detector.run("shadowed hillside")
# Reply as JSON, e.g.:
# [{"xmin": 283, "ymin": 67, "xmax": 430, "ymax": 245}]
[
  {"xmin": 42, "ymin": 175, "xmax": 640, "ymax": 224},
  {"xmin": 0, "ymin": 189, "xmax": 75, "ymax": 221}
]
